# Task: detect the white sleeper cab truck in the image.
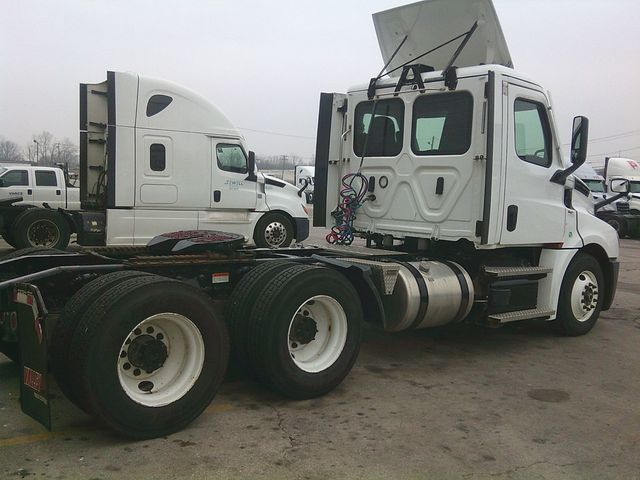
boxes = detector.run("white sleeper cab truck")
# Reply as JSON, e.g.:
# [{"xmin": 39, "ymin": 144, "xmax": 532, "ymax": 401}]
[
  {"xmin": 2, "ymin": 74, "xmax": 309, "ymax": 251},
  {"xmin": 0, "ymin": 0, "xmax": 620, "ymax": 440},
  {"xmin": 0, "ymin": 165, "xmax": 80, "ymax": 249},
  {"xmin": 605, "ymin": 157, "xmax": 640, "ymax": 215}
]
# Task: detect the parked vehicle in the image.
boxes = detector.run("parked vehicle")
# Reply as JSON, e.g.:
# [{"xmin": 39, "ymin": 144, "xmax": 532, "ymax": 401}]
[
  {"xmin": 0, "ymin": 0, "xmax": 620, "ymax": 439},
  {"xmin": 574, "ymin": 163, "xmax": 640, "ymax": 237},
  {"xmin": 605, "ymin": 157, "xmax": 640, "ymax": 214},
  {"xmin": 0, "ymin": 74, "xmax": 310, "ymax": 251},
  {"xmin": 0, "ymin": 165, "xmax": 80, "ymax": 249}
]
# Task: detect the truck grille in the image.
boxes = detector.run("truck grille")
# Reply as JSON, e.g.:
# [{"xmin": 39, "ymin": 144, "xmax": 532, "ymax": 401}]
[{"xmin": 617, "ymin": 202, "xmax": 630, "ymax": 214}]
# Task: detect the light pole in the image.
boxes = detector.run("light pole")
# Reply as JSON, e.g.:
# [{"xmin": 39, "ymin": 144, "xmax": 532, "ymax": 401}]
[
  {"xmin": 53, "ymin": 143, "xmax": 61, "ymax": 165},
  {"xmin": 33, "ymin": 139, "xmax": 40, "ymax": 164}
]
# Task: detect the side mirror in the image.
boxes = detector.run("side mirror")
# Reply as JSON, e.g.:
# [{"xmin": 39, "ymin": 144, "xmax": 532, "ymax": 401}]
[
  {"xmin": 570, "ymin": 116, "xmax": 589, "ymax": 165},
  {"xmin": 610, "ymin": 178, "xmax": 630, "ymax": 194},
  {"xmin": 247, "ymin": 151, "xmax": 257, "ymax": 181},
  {"xmin": 551, "ymin": 115, "xmax": 589, "ymax": 185}
]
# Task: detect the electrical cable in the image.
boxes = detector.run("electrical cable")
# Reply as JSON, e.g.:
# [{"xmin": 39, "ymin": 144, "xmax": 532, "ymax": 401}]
[{"xmin": 325, "ymin": 173, "xmax": 369, "ymax": 245}]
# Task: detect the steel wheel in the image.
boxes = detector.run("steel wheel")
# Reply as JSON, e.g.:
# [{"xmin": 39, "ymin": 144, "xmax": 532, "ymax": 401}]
[
  {"xmin": 287, "ymin": 295, "xmax": 348, "ymax": 373},
  {"xmin": 569, "ymin": 270, "xmax": 599, "ymax": 323},
  {"xmin": 264, "ymin": 221, "xmax": 287, "ymax": 247},
  {"xmin": 118, "ymin": 313, "xmax": 205, "ymax": 407},
  {"xmin": 27, "ymin": 219, "xmax": 60, "ymax": 247}
]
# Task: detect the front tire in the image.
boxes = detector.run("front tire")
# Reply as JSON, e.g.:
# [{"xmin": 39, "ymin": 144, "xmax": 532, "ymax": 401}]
[
  {"xmin": 253, "ymin": 213, "xmax": 294, "ymax": 248},
  {"xmin": 245, "ymin": 265, "xmax": 363, "ymax": 399},
  {"xmin": 67, "ymin": 275, "xmax": 229, "ymax": 438},
  {"xmin": 553, "ymin": 253, "xmax": 604, "ymax": 336},
  {"xmin": 12, "ymin": 209, "xmax": 70, "ymax": 250}
]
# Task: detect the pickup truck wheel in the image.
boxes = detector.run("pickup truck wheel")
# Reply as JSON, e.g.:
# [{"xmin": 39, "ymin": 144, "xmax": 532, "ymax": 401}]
[
  {"xmin": 12, "ymin": 209, "xmax": 70, "ymax": 250},
  {"xmin": 51, "ymin": 270, "xmax": 152, "ymax": 408},
  {"xmin": 226, "ymin": 260, "xmax": 294, "ymax": 365},
  {"xmin": 553, "ymin": 253, "xmax": 604, "ymax": 337},
  {"xmin": 254, "ymin": 213, "xmax": 294, "ymax": 248},
  {"xmin": 246, "ymin": 265, "xmax": 362, "ymax": 399},
  {"xmin": 68, "ymin": 275, "xmax": 229, "ymax": 439}
]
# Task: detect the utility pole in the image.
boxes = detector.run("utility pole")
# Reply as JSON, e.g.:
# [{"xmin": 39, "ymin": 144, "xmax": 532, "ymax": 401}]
[
  {"xmin": 54, "ymin": 143, "xmax": 61, "ymax": 165},
  {"xmin": 280, "ymin": 155, "xmax": 288, "ymax": 180},
  {"xmin": 33, "ymin": 139, "xmax": 40, "ymax": 164}
]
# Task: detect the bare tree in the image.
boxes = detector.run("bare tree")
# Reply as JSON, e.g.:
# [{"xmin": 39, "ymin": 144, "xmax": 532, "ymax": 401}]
[
  {"xmin": 32, "ymin": 131, "xmax": 54, "ymax": 165},
  {"xmin": 57, "ymin": 138, "xmax": 79, "ymax": 168},
  {"xmin": 0, "ymin": 138, "xmax": 25, "ymax": 163}
]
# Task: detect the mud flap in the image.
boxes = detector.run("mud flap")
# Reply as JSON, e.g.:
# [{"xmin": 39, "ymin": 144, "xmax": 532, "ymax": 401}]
[{"xmin": 13, "ymin": 284, "xmax": 51, "ymax": 431}]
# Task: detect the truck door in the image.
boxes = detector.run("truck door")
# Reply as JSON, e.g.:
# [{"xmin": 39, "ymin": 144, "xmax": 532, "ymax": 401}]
[
  {"xmin": 210, "ymin": 142, "xmax": 257, "ymax": 209},
  {"xmin": 500, "ymin": 82, "xmax": 566, "ymax": 244},
  {"xmin": 33, "ymin": 170, "xmax": 63, "ymax": 208},
  {"xmin": 0, "ymin": 168, "xmax": 33, "ymax": 204},
  {"xmin": 356, "ymin": 77, "xmax": 486, "ymax": 241}
]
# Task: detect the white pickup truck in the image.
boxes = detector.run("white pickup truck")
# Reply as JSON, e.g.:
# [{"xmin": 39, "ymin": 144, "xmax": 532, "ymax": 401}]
[{"xmin": 0, "ymin": 165, "xmax": 80, "ymax": 248}]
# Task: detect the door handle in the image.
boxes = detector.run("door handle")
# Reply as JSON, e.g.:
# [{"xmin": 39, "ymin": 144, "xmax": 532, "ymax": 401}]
[
  {"xmin": 507, "ymin": 204, "xmax": 518, "ymax": 231},
  {"xmin": 27, "ymin": 189, "xmax": 32, "ymax": 195},
  {"xmin": 435, "ymin": 177, "xmax": 444, "ymax": 195},
  {"xmin": 213, "ymin": 190, "xmax": 221, "ymax": 203}
]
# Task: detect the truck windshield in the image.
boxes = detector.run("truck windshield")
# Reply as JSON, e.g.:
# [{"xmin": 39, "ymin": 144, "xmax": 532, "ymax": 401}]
[
  {"xmin": 630, "ymin": 181, "xmax": 640, "ymax": 193},
  {"xmin": 582, "ymin": 179, "xmax": 605, "ymax": 193}
]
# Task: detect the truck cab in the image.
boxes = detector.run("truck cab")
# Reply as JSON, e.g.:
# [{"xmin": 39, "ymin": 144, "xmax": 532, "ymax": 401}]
[
  {"xmin": 605, "ymin": 157, "xmax": 640, "ymax": 215},
  {"xmin": 0, "ymin": 165, "xmax": 79, "ymax": 209},
  {"xmin": 79, "ymin": 72, "xmax": 309, "ymax": 247}
]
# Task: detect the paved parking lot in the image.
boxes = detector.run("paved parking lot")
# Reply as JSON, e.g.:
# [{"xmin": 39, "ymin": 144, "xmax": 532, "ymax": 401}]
[{"xmin": 1, "ymin": 234, "xmax": 639, "ymax": 479}]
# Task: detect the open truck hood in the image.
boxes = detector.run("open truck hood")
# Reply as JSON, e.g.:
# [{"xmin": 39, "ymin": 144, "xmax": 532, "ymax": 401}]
[{"xmin": 373, "ymin": 0, "xmax": 513, "ymax": 77}]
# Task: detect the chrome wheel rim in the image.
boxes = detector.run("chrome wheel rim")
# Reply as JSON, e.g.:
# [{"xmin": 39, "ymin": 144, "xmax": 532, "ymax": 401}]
[
  {"xmin": 570, "ymin": 270, "xmax": 599, "ymax": 322},
  {"xmin": 264, "ymin": 221, "xmax": 287, "ymax": 247}
]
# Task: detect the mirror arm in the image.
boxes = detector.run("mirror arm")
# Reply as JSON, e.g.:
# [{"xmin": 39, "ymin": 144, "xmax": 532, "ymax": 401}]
[
  {"xmin": 297, "ymin": 178, "xmax": 309, "ymax": 198},
  {"xmin": 550, "ymin": 163, "xmax": 581, "ymax": 185},
  {"xmin": 594, "ymin": 191, "xmax": 629, "ymax": 212}
]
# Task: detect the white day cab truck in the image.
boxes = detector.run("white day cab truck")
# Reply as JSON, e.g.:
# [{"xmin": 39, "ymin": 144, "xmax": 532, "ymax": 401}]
[
  {"xmin": 0, "ymin": 165, "xmax": 80, "ymax": 248},
  {"xmin": 0, "ymin": 74, "xmax": 311, "ymax": 251},
  {"xmin": 575, "ymin": 163, "xmax": 640, "ymax": 238},
  {"xmin": 0, "ymin": 0, "xmax": 623, "ymax": 439}
]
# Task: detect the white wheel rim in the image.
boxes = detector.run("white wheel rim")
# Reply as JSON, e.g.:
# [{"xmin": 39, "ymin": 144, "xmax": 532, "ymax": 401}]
[
  {"xmin": 264, "ymin": 221, "xmax": 287, "ymax": 247},
  {"xmin": 117, "ymin": 313, "xmax": 205, "ymax": 407},
  {"xmin": 287, "ymin": 295, "xmax": 348, "ymax": 373},
  {"xmin": 570, "ymin": 270, "xmax": 599, "ymax": 322}
]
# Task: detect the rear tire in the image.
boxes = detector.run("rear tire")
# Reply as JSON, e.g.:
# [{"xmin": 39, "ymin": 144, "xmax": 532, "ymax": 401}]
[
  {"xmin": 12, "ymin": 209, "xmax": 70, "ymax": 250},
  {"xmin": 553, "ymin": 253, "xmax": 604, "ymax": 336},
  {"xmin": 67, "ymin": 275, "xmax": 229, "ymax": 439},
  {"xmin": 245, "ymin": 265, "xmax": 363, "ymax": 399},
  {"xmin": 226, "ymin": 261, "xmax": 294, "ymax": 365},
  {"xmin": 50, "ymin": 270, "xmax": 152, "ymax": 407}
]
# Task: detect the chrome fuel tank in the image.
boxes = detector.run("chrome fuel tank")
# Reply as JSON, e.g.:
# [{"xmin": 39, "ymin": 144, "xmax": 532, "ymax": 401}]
[{"xmin": 382, "ymin": 261, "xmax": 474, "ymax": 332}]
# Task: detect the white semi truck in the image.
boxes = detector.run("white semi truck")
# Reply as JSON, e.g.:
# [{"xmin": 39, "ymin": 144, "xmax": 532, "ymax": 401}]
[
  {"xmin": 605, "ymin": 157, "xmax": 640, "ymax": 214},
  {"xmin": 0, "ymin": 75, "xmax": 310, "ymax": 250},
  {"xmin": 0, "ymin": 0, "xmax": 621, "ymax": 439}
]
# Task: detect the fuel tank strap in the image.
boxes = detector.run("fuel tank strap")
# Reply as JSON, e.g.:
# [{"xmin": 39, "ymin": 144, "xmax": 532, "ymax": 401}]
[
  {"xmin": 441, "ymin": 261, "xmax": 471, "ymax": 323},
  {"xmin": 400, "ymin": 262, "xmax": 429, "ymax": 330}
]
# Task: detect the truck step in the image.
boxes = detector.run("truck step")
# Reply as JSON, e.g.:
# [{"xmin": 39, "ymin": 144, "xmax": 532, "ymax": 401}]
[
  {"xmin": 483, "ymin": 266, "xmax": 552, "ymax": 279},
  {"xmin": 488, "ymin": 308, "xmax": 555, "ymax": 324}
]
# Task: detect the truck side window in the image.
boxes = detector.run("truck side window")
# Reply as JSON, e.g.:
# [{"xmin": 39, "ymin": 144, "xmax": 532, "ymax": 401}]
[
  {"xmin": 354, "ymin": 99, "xmax": 404, "ymax": 157},
  {"xmin": 216, "ymin": 144, "xmax": 248, "ymax": 174},
  {"xmin": 411, "ymin": 91, "xmax": 473, "ymax": 155},
  {"xmin": 35, "ymin": 170, "xmax": 58, "ymax": 187},
  {"xmin": 514, "ymin": 98, "xmax": 552, "ymax": 167},
  {"xmin": 146, "ymin": 95, "xmax": 173, "ymax": 117},
  {"xmin": 0, "ymin": 170, "xmax": 28, "ymax": 187},
  {"xmin": 150, "ymin": 144, "xmax": 166, "ymax": 171}
]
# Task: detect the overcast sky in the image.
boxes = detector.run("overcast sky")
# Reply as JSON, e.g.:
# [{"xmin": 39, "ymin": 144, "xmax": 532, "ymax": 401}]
[{"xmin": 1, "ymin": 0, "xmax": 639, "ymax": 167}]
